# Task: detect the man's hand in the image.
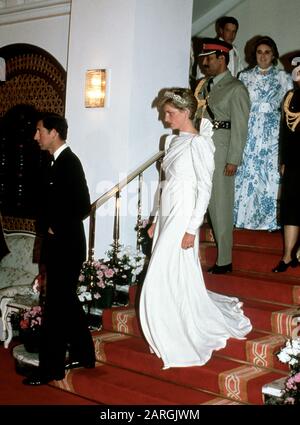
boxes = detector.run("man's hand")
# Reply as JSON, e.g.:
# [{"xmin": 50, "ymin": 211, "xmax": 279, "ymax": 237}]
[
  {"xmin": 32, "ymin": 273, "xmax": 46, "ymax": 294},
  {"xmin": 224, "ymin": 163, "xmax": 237, "ymax": 176},
  {"xmin": 147, "ymin": 223, "xmax": 156, "ymax": 239}
]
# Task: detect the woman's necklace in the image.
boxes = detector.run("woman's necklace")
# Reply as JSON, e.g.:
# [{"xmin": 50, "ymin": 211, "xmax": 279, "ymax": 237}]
[{"xmin": 258, "ymin": 66, "xmax": 272, "ymax": 75}]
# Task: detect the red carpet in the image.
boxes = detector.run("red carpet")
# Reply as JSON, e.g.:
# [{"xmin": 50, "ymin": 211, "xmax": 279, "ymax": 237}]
[
  {"xmin": 2, "ymin": 225, "xmax": 299, "ymax": 405},
  {"xmin": 0, "ymin": 343, "xmax": 98, "ymax": 405}
]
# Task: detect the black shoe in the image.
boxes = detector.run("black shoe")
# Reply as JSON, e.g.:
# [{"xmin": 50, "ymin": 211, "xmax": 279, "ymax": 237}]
[
  {"xmin": 65, "ymin": 360, "xmax": 95, "ymax": 370},
  {"xmin": 23, "ymin": 373, "xmax": 64, "ymax": 386},
  {"xmin": 207, "ymin": 263, "xmax": 232, "ymax": 274},
  {"xmin": 272, "ymin": 258, "xmax": 299, "ymax": 273}
]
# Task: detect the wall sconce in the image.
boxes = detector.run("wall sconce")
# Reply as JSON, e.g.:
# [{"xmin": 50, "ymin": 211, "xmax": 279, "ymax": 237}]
[{"xmin": 85, "ymin": 69, "xmax": 106, "ymax": 108}]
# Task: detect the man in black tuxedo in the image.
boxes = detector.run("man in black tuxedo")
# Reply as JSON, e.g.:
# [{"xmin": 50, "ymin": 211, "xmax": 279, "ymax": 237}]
[{"xmin": 23, "ymin": 113, "xmax": 95, "ymax": 385}]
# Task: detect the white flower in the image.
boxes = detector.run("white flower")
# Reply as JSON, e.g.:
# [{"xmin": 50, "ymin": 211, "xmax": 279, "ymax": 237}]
[
  {"xmin": 78, "ymin": 285, "xmax": 87, "ymax": 294},
  {"xmin": 278, "ymin": 350, "xmax": 291, "ymax": 364},
  {"xmin": 78, "ymin": 291, "xmax": 92, "ymax": 302},
  {"xmin": 285, "ymin": 347, "xmax": 297, "ymax": 356},
  {"xmin": 277, "ymin": 338, "xmax": 300, "ymax": 368},
  {"xmin": 291, "ymin": 338, "xmax": 300, "ymax": 353}
]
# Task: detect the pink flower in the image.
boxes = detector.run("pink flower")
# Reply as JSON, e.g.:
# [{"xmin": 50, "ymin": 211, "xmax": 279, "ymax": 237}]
[
  {"xmin": 285, "ymin": 397, "xmax": 295, "ymax": 404},
  {"xmin": 104, "ymin": 268, "xmax": 114, "ymax": 278},
  {"xmin": 286, "ymin": 377, "xmax": 297, "ymax": 390},
  {"xmin": 293, "ymin": 372, "xmax": 300, "ymax": 383},
  {"xmin": 19, "ymin": 306, "xmax": 43, "ymax": 331},
  {"xmin": 32, "ymin": 306, "xmax": 42, "ymax": 314}
]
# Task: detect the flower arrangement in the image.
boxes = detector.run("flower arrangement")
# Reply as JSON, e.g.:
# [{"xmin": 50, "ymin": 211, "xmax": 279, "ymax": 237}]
[
  {"xmin": 77, "ymin": 258, "xmax": 115, "ymax": 303},
  {"xmin": 107, "ymin": 245, "xmax": 146, "ymax": 286},
  {"xmin": 277, "ymin": 337, "xmax": 300, "ymax": 371},
  {"xmin": 280, "ymin": 372, "xmax": 300, "ymax": 404},
  {"xmin": 77, "ymin": 244, "xmax": 146, "ymax": 304},
  {"xmin": 19, "ymin": 305, "xmax": 43, "ymax": 332},
  {"xmin": 11, "ymin": 305, "xmax": 44, "ymax": 353},
  {"xmin": 275, "ymin": 337, "xmax": 300, "ymax": 404}
]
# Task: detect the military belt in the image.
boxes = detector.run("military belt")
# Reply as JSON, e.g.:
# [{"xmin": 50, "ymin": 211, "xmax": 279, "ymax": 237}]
[{"xmin": 212, "ymin": 120, "xmax": 231, "ymax": 130}]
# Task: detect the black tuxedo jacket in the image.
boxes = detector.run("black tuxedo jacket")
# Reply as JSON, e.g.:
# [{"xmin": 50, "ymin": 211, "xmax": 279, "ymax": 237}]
[
  {"xmin": 38, "ymin": 146, "xmax": 91, "ymax": 264},
  {"xmin": 37, "ymin": 146, "xmax": 95, "ymax": 376}
]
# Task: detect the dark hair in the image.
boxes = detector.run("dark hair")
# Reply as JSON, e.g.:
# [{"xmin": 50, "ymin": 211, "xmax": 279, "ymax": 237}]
[
  {"xmin": 215, "ymin": 50, "xmax": 230, "ymax": 65},
  {"xmin": 159, "ymin": 88, "xmax": 198, "ymax": 120},
  {"xmin": 37, "ymin": 112, "xmax": 68, "ymax": 140},
  {"xmin": 254, "ymin": 36, "xmax": 279, "ymax": 65},
  {"xmin": 216, "ymin": 16, "xmax": 239, "ymax": 33}
]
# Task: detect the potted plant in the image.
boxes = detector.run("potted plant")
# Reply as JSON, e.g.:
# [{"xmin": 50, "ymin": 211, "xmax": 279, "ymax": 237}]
[
  {"xmin": 266, "ymin": 337, "xmax": 300, "ymax": 404},
  {"xmin": 77, "ymin": 258, "xmax": 115, "ymax": 309},
  {"xmin": 77, "ymin": 244, "xmax": 146, "ymax": 308},
  {"xmin": 18, "ymin": 305, "xmax": 43, "ymax": 353}
]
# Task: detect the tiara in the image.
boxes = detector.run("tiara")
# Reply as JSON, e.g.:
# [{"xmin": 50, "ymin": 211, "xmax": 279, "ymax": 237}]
[{"xmin": 163, "ymin": 91, "xmax": 188, "ymax": 106}]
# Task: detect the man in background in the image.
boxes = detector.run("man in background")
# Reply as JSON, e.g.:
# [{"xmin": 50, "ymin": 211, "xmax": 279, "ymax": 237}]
[
  {"xmin": 194, "ymin": 39, "xmax": 250, "ymax": 274},
  {"xmin": 192, "ymin": 16, "xmax": 243, "ymax": 87},
  {"xmin": 215, "ymin": 16, "xmax": 244, "ymax": 77}
]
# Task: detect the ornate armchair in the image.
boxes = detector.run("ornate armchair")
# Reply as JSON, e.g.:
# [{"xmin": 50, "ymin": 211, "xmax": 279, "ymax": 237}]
[{"xmin": 0, "ymin": 217, "xmax": 39, "ymax": 341}]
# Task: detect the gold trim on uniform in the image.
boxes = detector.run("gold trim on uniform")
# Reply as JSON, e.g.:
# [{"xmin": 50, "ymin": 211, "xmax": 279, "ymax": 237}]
[{"xmin": 284, "ymin": 91, "xmax": 300, "ymax": 132}]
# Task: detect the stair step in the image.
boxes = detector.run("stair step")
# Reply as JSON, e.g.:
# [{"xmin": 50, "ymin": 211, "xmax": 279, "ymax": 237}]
[
  {"xmin": 51, "ymin": 360, "xmax": 234, "ymax": 405},
  {"xmin": 245, "ymin": 334, "xmax": 288, "ymax": 372},
  {"xmin": 219, "ymin": 331, "xmax": 288, "ymax": 372},
  {"xmin": 94, "ymin": 226, "xmax": 297, "ymax": 405},
  {"xmin": 102, "ymin": 305, "xmax": 142, "ymax": 336},
  {"xmin": 204, "ymin": 270, "xmax": 300, "ymax": 305},
  {"xmin": 97, "ymin": 320, "xmax": 289, "ymax": 373},
  {"xmin": 91, "ymin": 330, "xmax": 284, "ymax": 404},
  {"xmin": 102, "ymin": 297, "xmax": 300, "ymax": 339},
  {"xmin": 128, "ymin": 284, "xmax": 141, "ymax": 307},
  {"xmin": 200, "ymin": 224, "xmax": 283, "ymax": 250},
  {"xmin": 242, "ymin": 300, "xmax": 300, "ymax": 336},
  {"xmin": 201, "ymin": 244, "xmax": 300, "ymax": 277}
]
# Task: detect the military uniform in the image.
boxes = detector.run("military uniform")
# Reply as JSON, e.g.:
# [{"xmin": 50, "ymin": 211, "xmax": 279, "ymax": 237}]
[{"xmin": 195, "ymin": 65, "xmax": 250, "ymax": 267}]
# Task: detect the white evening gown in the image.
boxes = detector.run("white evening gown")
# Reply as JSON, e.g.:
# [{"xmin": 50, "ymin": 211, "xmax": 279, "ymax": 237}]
[{"xmin": 139, "ymin": 119, "xmax": 252, "ymax": 369}]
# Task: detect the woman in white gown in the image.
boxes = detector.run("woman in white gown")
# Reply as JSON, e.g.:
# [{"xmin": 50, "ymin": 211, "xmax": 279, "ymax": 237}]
[{"xmin": 139, "ymin": 88, "xmax": 252, "ymax": 369}]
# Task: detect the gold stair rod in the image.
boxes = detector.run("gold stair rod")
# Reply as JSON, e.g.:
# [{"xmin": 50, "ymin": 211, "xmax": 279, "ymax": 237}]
[{"xmin": 88, "ymin": 150, "xmax": 164, "ymax": 261}]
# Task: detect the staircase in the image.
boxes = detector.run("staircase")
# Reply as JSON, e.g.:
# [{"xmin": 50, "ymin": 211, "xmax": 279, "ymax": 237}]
[{"xmin": 51, "ymin": 225, "xmax": 300, "ymax": 405}]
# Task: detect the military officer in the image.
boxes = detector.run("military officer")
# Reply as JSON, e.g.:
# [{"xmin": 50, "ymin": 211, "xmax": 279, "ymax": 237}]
[{"xmin": 195, "ymin": 38, "xmax": 250, "ymax": 274}]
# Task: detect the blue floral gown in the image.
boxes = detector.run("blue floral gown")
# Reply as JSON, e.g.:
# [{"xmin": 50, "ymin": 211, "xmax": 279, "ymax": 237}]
[{"xmin": 234, "ymin": 66, "xmax": 293, "ymax": 230}]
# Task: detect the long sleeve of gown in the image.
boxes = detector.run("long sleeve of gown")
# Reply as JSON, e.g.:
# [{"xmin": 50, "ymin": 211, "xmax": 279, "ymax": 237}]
[{"xmin": 186, "ymin": 119, "xmax": 215, "ymax": 234}]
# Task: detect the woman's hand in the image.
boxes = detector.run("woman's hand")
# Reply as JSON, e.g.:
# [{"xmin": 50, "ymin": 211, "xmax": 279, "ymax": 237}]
[
  {"xmin": 147, "ymin": 223, "xmax": 156, "ymax": 239},
  {"xmin": 181, "ymin": 232, "xmax": 195, "ymax": 249}
]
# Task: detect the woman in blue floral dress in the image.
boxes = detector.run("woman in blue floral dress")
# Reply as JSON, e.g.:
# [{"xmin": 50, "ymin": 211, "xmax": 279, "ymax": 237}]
[{"xmin": 234, "ymin": 36, "xmax": 293, "ymax": 230}]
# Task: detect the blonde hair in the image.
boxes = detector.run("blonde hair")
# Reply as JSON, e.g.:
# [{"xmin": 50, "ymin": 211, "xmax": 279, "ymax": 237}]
[{"xmin": 159, "ymin": 88, "xmax": 198, "ymax": 120}]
